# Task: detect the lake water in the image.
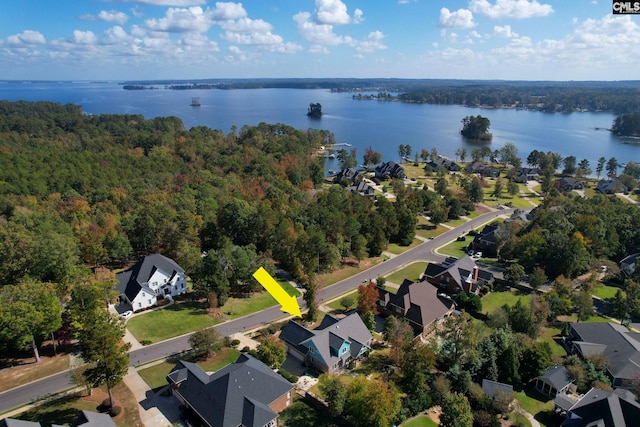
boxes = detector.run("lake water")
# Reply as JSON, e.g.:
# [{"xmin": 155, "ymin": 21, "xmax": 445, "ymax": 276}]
[{"xmin": 1, "ymin": 81, "xmax": 639, "ymax": 171}]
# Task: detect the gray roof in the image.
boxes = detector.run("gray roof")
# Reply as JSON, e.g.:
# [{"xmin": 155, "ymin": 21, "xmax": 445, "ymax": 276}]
[
  {"xmin": 570, "ymin": 322, "xmax": 640, "ymax": 383},
  {"xmin": 554, "ymin": 393, "xmax": 578, "ymax": 412},
  {"xmin": 562, "ymin": 388, "xmax": 640, "ymax": 427},
  {"xmin": 538, "ymin": 366, "xmax": 572, "ymax": 391},
  {"xmin": 0, "ymin": 420, "xmax": 41, "ymax": 427},
  {"xmin": 166, "ymin": 354, "xmax": 293, "ymax": 427},
  {"xmin": 620, "ymin": 253, "xmax": 639, "ymax": 278},
  {"xmin": 378, "ymin": 279, "xmax": 455, "ymax": 329},
  {"xmin": 481, "ymin": 379, "xmax": 513, "ymax": 398},
  {"xmin": 596, "ymin": 179, "xmax": 626, "ymax": 194},
  {"xmin": 75, "ymin": 411, "xmax": 116, "ymax": 427},
  {"xmin": 116, "ymin": 254, "xmax": 184, "ymax": 302},
  {"xmin": 280, "ymin": 313, "xmax": 372, "ymax": 370}
]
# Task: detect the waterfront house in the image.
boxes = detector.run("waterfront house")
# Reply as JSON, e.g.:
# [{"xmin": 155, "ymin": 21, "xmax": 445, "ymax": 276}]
[
  {"xmin": 375, "ymin": 161, "xmax": 406, "ymax": 180},
  {"xmin": 596, "ymin": 179, "xmax": 627, "ymax": 194},
  {"xmin": 557, "ymin": 177, "xmax": 584, "ymax": 192}
]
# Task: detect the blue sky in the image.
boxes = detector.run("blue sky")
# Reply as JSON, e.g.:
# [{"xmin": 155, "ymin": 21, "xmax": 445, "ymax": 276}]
[{"xmin": 1, "ymin": 0, "xmax": 638, "ymax": 81}]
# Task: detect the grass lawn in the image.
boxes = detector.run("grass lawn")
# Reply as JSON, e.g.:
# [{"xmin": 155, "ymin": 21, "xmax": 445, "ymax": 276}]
[
  {"xmin": 388, "ymin": 238, "xmax": 422, "ymax": 255},
  {"xmin": 14, "ymin": 382, "xmax": 141, "ymax": 427},
  {"xmin": 416, "ymin": 223, "xmax": 449, "ymax": 240},
  {"xmin": 0, "ymin": 353, "xmax": 70, "ymax": 393},
  {"xmin": 326, "ymin": 290, "xmax": 358, "ymax": 311},
  {"xmin": 385, "ymin": 262, "xmax": 429, "ymax": 284},
  {"xmin": 382, "ymin": 285, "xmax": 399, "ymax": 294},
  {"xmin": 436, "ymin": 238, "xmax": 469, "ymax": 258},
  {"xmin": 444, "ymin": 218, "xmax": 467, "ymax": 228},
  {"xmin": 538, "ymin": 324, "xmax": 567, "ymax": 357},
  {"xmin": 592, "ymin": 284, "xmax": 621, "ymax": 300},
  {"xmin": 514, "ymin": 386, "xmax": 556, "ymax": 427},
  {"xmin": 401, "ymin": 415, "xmax": 438, "ymax": 427},
  {"xmin": 317, "ymin": 257, "xmax": 385, "ymax": 288},
  {"xmin": 557, "ymin": 314, "xmax": 611, "ymax": 323},
  {"xmin": 138, "ymin": 347, "xmax": 241, "ymax": 390},
  {"xmin": 481, "ymin": 289, "xmax": 532, "ymax": 315},
  {"xmin": 126, "ymin": 299, "xmax": 221, "ymax": 344}
]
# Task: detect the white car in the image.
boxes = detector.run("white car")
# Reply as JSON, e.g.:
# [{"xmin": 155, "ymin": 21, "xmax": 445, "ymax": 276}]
[{"xmin": 119, "ymin": 310, "xmax": 133, "ymax": 320}]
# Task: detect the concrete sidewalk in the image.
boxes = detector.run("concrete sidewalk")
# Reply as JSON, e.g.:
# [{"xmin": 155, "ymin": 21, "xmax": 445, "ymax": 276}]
[{"xmin": 123, "ymin": 367, "xmax": 180, "ymax": 427}]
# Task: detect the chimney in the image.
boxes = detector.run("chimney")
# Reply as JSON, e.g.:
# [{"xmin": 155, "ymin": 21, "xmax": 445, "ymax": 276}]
[{"xmin": 473, "ymin": 266, "xmax": 479, "ymax": 281}]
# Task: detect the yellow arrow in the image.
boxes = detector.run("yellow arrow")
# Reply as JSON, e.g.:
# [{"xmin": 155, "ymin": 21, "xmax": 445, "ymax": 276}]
[{"xmin": 253, "ymin": 267, "xmax": 302, "ymax": 318}]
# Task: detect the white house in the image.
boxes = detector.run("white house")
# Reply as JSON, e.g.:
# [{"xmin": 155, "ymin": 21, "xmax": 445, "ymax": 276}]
[{"xmin": 116, "ymin": 254, "xmax": 187, "ymax": 312}]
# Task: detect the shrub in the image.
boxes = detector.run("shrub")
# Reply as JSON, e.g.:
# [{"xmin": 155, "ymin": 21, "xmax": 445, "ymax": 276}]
[
  {"xmin": 231, "ymin": 339, "xmax": 241, "ymax": 347},
  {"xmin": 140, "ymin": 339, "xmax": 152, "ymax": 346},
  {"xmin": 278, "ymin": 368, "xmax": 299, "ymax": 383},
  {"xmin": 109, "ymin": 406, "xmax": 122, "ymax": 417}
]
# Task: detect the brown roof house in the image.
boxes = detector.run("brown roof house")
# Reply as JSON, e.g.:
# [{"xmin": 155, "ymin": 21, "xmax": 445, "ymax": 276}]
[
  {"xmin": 166, "ymin": 354, "xmax": 293, "ymax": 427},
  {"xmin": 377, "ymin": 279, "xmax": 456, "ymax": 336},
  {"xmin": 279, "ymin": 312, "xmax": 372, "ymax": 374},
  {"xmin": 424, "ymin": 256, "xmax": 494, "ymax": 295}
]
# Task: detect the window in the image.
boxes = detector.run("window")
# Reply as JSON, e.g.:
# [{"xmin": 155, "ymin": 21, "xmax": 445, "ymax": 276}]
[
  {"xmin": 138, "ymin": 302, "xmax": 142, "ymax": 308},
  {"xmin": 148, "ymin": 299, "xmax": 152, "ymax": 304},
  {"xmin": 308, "ymin": 347, "xmax": 314, "ymax": 353}
]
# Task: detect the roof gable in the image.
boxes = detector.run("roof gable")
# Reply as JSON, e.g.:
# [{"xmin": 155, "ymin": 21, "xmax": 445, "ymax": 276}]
[{"xmin": 115, "ymin": 254, "xmax": 184, "ymax": 301}]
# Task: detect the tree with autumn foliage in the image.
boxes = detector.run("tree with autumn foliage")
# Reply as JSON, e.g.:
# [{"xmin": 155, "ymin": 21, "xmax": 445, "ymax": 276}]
[
  {"xmin": 345, "ymin": 376, "xmax": 401, "ymax": 427},
  {"xmin": 357, "ymin": 281, "xmax": 379, "ymax": 331}
]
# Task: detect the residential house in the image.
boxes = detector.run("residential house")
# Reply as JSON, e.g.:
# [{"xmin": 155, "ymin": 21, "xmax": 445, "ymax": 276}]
[
  {"xmin": 513, "ymin": 167, "xmax": 540, "ymax": 183},
  {"xmin": 566, "ymin": 322, "xmax": 640, "ymax": 389},
  {"xmin": 534, "ymin": 366, "xmax": 573, "ymax": 398},
  {"xmin": 481, "ymin": 379, "xmax": 513, "ymax": 399},
  {"xmin": 279, "ymin": 312, "xmax": 372, "ymax": 373},
  {"xmin": 556, "ymin": 388, "xmax": 640, "ymax": 427},
  {"xmin": 466, "ymin": 162, "xmax": 499, "ymax": 178},
  {"xmin": 166, "ymin": 354, "xmax": 293, "ymax": 427},
  {"xmin": 469, "ymin": 224, "xmax": 500, "ymax": 258},
  {"xmin": 347, "ymin": 180, "xmax": 375, "ymax": 196},
  {"xmin": 116, "ymin": 254, "xmax": 187, "ymax": 312},
  {"xmin": 427, "ymin": 156, "xmax": 461, "ymax": 172},
  {"xmin": 377, "ymin": 279, "xmax": 456, "ymax": 336},
  {"xmin": 620, "ymin": 252, "xmax": 639, "ymax": 279},
  {"xmin": 424, "ymin": 256, "xmax": 494, "ymax": 295},
  {"xmin": 375, "ymin": 161, "xmax": 406, "ymax": 180},
  {"xmin": 596, "ymin": 179, "xmax": 627, "ymax": 194},
  {"xmin": 333, "ymin": 168, "xmax": 362, "ymax": 185},
  {"xmin": 557, "ymin": 177, "xmax": 584, "ymax": 192}
]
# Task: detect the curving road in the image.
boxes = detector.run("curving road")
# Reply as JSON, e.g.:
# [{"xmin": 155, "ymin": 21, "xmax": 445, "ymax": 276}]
[{"xmin": 0, "ymin": 207, "xmax": 515, "ymax": 415}]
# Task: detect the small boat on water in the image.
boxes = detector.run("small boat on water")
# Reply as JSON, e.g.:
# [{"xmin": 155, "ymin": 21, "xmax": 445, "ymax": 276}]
[{"xmin": 191, "ymin": 97, "xmax": 201, "ymax": 107}]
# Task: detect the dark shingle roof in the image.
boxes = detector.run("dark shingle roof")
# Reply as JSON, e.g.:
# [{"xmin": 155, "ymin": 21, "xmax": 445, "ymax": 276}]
[
  {"xmin": 115, "ymin": 254, "xmax": 184, "ymax": 302},
  {"xmin": 570, "ymin": 323, "xmax": 640, "ymax": 383},
  {"xmin": 167, "ymin": 354, "xmax": 292, "ymax": 427},
  {"xmin": 424, "ymin": 256, "xmax": 493, "ymax": 292},
  {"xmin": 481, "ymin": 379, "xmax": 513, "ymax": 398},
  {"xmin": 280, "ymin": 313, "xmax": 372, "ymax": 370},
  {"xmin": 538, "ymin": 366, "xmax": 572, "ymax": 391},
  {"xmin": 562, "ymin": 388, "xmax": 640, "ymax": 427},
  {"xmin": 75, "ymin": 411, "xmax": 117, "ymax": 427}
]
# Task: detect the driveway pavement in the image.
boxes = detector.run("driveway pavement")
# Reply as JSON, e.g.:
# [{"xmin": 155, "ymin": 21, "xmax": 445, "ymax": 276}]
[{"xmin": 123, "ymin": 367, "xmax": 181, "ymax": 427}]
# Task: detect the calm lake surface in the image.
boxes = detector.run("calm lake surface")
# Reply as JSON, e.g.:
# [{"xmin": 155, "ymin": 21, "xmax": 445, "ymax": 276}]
[{"xmin": 1, "ymin": 81, "xmax": 639, "ymax": 170}]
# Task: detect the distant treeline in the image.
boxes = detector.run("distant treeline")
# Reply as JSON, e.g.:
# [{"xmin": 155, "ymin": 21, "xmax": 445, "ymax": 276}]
[
  {"xmin": 612, "ymin": 113, "xmax": 640, "ymax": 136},
  {"xmin": 121, "ymin": 78, "xmax": 640, "ymax": 113}
]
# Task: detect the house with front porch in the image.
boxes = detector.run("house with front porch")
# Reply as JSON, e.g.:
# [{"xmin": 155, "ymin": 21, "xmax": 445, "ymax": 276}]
[
  {"xmin": 279, "ymin": 312, "xmax": 372, "ymax": 373},
  {"xmin": 116, "ymin": 254, "xmax": 187, "ymax": 312},
  {"xmin": 424, "ymin": 256, "xmax": 494, "ymax": 295}
]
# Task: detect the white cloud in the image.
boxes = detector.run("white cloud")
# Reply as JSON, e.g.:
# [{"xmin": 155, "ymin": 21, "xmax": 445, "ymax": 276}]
[
  {"xmin": 353, "ymin": 9, "xmax": 364, "ymax": 24},
  {"xmin": 315, "ymin": 0, "xmax": 351, "ymax": 25},
  {"xmin": 210, "ymin": 2, "xmax": 247, "ymax": 21},
  {"xmin": 103, "ymin": 26, "xmax": 132, "ymax": 44},
  {"xmin": 294, "ymin": 11, "xmax": 344, "ymax": 45},
  {"xmin": 493, "ymin": 24, "xmax": 518, "ymax": 37},
  {"xmin": 351, "ymin": 31, "xmax": 386, "ymax": 53},
  {"xmin": 438, "ymin": 8, "xmax": 476, "ymax": 29},
  {"xmin": 6, "ymin": 30, "xmax": 46, "ymax": 45},
  {"xmin": 221, "ymin": 17, "xmax": 273, "ymax": 34},
  {"xmin": 179, "ymin": 32, "xmax": 219, "ymax": 50},
  {"xmin": 469, "ymin": 0, "xmax": 553, "ymax": 19},
  {"xmin": 222, "ymin": 31, "xmax": 283, "ymax": 46},
  {"xmin": 470, "ymin": 30, "xmax": 482, "ymax": 38},
  {"xmin": 72, "ymin": 30, "xmax": 98, "ymax": 44},
  {"xmin": 145, "ymin": 6, "xmax": 214, "ymax": 33},
  {"xmin": 308, "ymin": 44, "xmax": 330, "ymax": 54},
  {"xmin": 80, "ymin": 10, "xmax": 129, "ymax": 24}
]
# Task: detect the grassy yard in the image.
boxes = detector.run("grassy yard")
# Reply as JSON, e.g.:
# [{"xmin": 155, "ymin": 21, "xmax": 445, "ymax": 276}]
[
  {"xmin": 481, "ymin": 289, "xmax": 532, "ymax": 315},
  {"xmin": 538, "ymin": 323, "xmax": 567, "ymax": 357},
  {"xmin": 13, "ymin": 382, "xmax": 141, "ymax": 427},
  {"xmin": 388, "ymin": 238, "xmax": 422, "ymax": 255},
  {"xmin": 385, "ymin": 261, "xmax": 429, "ymax": 284},
  {"xmin": 514, "ymin": 386, "xmax": 556, "ymax": 427},
  {"xmin": 126, "ymin": 299, "xmax": 221, "ymax": 344},
  {"xmin": 592, "ymin": 284, "xmax": 621, "ymax": 300},
  {"xmin": 218, "ymin": 279, "xmax": 300, "ymax": 320},
  {"xmin": 325, "ymin": 290, "xmax": 358, "ymax": 311},
  {"xmin": 138, "ymin": 347, "xmax": 241, "ymax": 390},
  {"xmin": 436, "ymin": 238, "xmax": 470, "ymax": 258},
  {"xmin": 316, "ymin": 257, "xmax": 386, "ymax": 288},
  {"xmin": 401, "ymin": 415, "xmax": 438, "ymax": 427}
]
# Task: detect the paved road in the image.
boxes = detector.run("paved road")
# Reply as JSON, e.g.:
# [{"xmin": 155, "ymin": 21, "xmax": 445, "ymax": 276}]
[{"xmin": 0, "ymin": 207, "xmax": 515, "ymax": 414}]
